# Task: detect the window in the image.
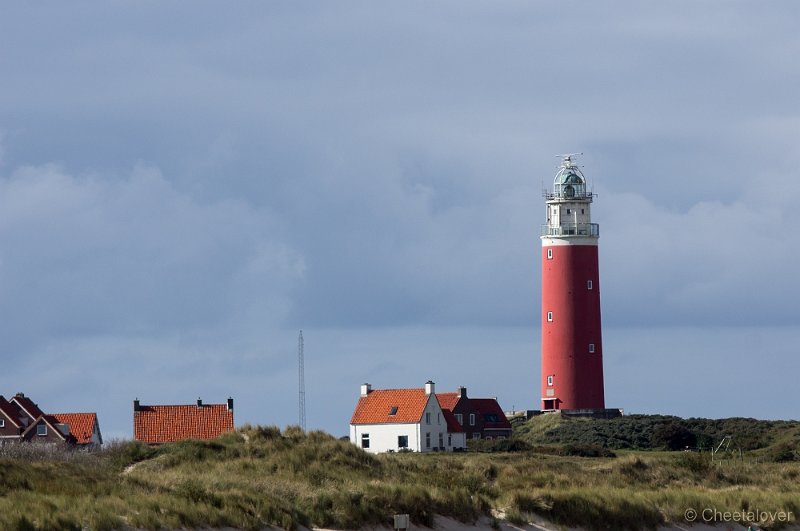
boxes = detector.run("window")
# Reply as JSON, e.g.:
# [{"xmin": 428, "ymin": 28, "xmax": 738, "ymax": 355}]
[
  {"xmin": 485, "ymin": 436, "xmax": 493, "ymax": 441},
  {"xmin": 37, "ymin": 424, "xmax": 47, "ymax": 436},
  {"xmin": 448, "ymin": 434, "xmax": 452, "ymax": 446},
  {"xmin": 587, "ymin": 280, "xmax": 593, "ymax": 290},
  {"xmin": 581, "ymin": 209, "xmax": 585, "ymax": 214},
  {"xmin": 437, "ymin": 413, "xmax": 441, "ymax": 425},
  {"xmin": 389, "ymin": 406, "xmax": 398, "ymax": 416},
  {"xmin": 566, "ymin": 208, "xmax": 571, "ymax": 214},
  {"xmin": 438, "ymin": 433, "xmax": 444, "ymax": 448},
  {"xmin": 398, "ymin": 435, "xmax": 408, "ymax": 448},
  {"xmin": 589, "ymin": 343, "xmax": 595, "ymax": 353},
  {"xmin": 425, "ymin": 432, "xmax": 431, "ymax": 448},
  {"xmin": 547, "ymin": 248, "xmax": 553, "ymax": 260},
  {"xmin": 0, "ymin": 419, "xmax": 4, "ymax": 428},
  {"xmin": 469, "ymin": 413, "xmax": 476, "ymax": 426},
  {"xmin": 455, "ymin": 413, "xmax": 463, "ymax": 425},
  {"xmin": 485, "ymin": 414, "xmax": 499, "ymax": 422},
  {"xmin": 472, "ymin": 433, "xmax": 481, "ymax": 440},
  {"xmin": 425, "ymin": 412, "xmax": 431, "ymax": 424},
  {"xmin": 547, "ymin": 375, "xmax": 554, "ymax": 386},
  {"xmin": 547, "ymin": 311, "xmax": 553, "ymax": 322}
]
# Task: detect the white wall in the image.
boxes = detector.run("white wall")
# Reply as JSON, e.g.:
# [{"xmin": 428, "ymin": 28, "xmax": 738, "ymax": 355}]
[{"xmin": 350, "ymin": 422, "xmax": 420, "ymax": 453}]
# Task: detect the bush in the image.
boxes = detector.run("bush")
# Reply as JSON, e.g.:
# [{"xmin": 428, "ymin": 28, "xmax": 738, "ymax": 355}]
[{"xmin": 651, "ymin": 422, "xmax": 697, "ymax": 451}]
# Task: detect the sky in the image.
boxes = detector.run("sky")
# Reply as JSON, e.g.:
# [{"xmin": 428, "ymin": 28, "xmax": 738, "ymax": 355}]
[{"xmin": 1, "ymin": 2, "xmax": 799, "ymax": 439}]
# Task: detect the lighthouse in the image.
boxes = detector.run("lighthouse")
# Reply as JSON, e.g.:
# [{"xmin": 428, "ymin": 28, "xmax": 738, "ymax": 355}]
[{"xmin": 540, "ymin": 155, "xmax": 605, "ymax": 411}]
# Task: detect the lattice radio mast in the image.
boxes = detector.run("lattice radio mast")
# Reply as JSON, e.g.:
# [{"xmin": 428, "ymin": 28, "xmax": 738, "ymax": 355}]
[{"xmin": 298, "ymin": 330, "xmax": 306, "ymax": 431}]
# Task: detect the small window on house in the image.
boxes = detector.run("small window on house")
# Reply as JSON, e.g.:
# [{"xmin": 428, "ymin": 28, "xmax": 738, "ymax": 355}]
[
  {"xmin": 425, "ymin": 412, "xmax": 431, "ymax": 424},
  {"xmin": 581, "ymin": 209, "xmax": 585, "ymax": 214},
  {"xmin": 455, "ymin": 413, "xmax": 463, "ymax": 425},
  {"xmin": 448, "ymin": 433, "xmax": 452, "ymax": 446},
  {"xmin": 0, "ymin": 419, "xmax": 4, "ymax": 428},
  {"xmin": 589, "ymin": 343, "xmax": 596, "ymax": 353},
  {"xmin": 438, "ymin": 413, "xmax": 441, "ymax": 425},
  {"xmin": 398, "ymin": 435, "xmax": 408, "ymax": 448},
  {"xmin": 389, "ymin": 406, "xmax": 398, "ymax": 416},
  {"xmin": 485, "ymin": 414, "xmax": 499, "ymax": 423},
  {"xmin": 469, "ymin": 413, "xmax": 476, "ymax": 426},
  {"xmin": 566, "ymin": 208, "xmax": 571, "ymax": 214},
  {"xmin": 485, "ymin": 436, "xmax": 493, "ymax": 441},
  {"xmin": 587, "ymin": 280, "xmax": 593, "ymax": 290},
  {"xmin": 425, "ymin": 432, "xmax": 431, "ymax": 448},
  {"xmin": 37, "ymin": 424, "xmax": 47, "ymax": 436},
  {"xmin": 547, "ymin": 375, "xmax": 554, "ymax": 386},
  {"xmin": 438, "ymin": 433, "xmax": 444, "ymax": 448},
  {"xmin": 547, "ymin": 248, "xmax": 553, "ymax": 260},
  {"xmin": 547, "ymin": 311, "xmax": 553, "ymax": 322},
  {"xmin": 472, "ymin": 433, "xmax": 481, "ymax": 440}
]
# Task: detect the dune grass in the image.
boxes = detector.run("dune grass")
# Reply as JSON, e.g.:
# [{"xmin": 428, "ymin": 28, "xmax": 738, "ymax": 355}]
[{"xmin": 0, "ymin": 422, "xmax": 799, "ymax": 530}]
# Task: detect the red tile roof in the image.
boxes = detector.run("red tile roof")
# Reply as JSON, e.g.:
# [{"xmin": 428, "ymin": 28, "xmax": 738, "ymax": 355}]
[
  {"xmin": 52, "ymin": 413, "xmax": 99, "ymax": 445},
  {"xmin": 442, "ymin": 409, "xmax": 464, "ymax": 433},
  {"xmin": 0, "ymin": 396, "xmax": 23, "ymax": 428},
  {"xmin": 435, "ymin": 392, "xmax": 462, "ymax": 411},
  {"xmin": 471, "ymin": 398, "xmax": 512, "ymax": 429},
  {"xmin": 11, "ymin": 394, "xmax": 45, "ymax": 421},
  {"xmin": 350, "ymin": 388, "xmax": 432, "ymax": 425},
  {"xmin": 134, "ymin": 404, "xmax": 234, "ymax": 444}
]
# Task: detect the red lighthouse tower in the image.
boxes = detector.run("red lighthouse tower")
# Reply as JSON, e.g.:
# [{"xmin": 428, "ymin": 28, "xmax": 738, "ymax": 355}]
[{"xmin": 541, "ymin": 155, "xmax": 605, "ymax": 411}]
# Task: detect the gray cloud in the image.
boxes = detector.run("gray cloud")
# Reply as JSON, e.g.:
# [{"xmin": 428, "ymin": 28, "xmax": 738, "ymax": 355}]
[{"xmin": 1, "ymin": 2, "xmax": 799, "ymax": 436}]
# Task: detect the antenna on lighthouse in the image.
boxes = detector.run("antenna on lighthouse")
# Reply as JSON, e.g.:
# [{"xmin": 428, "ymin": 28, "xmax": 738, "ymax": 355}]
[{"xmin": 298, "ymin": 330, "xmax": 306, "ymax": 431}]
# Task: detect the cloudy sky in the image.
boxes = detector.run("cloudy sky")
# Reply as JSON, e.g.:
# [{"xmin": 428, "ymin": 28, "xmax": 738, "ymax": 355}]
[{"xmin": 1, "ymin": 2, "xmax": 799, "ymax": 439}]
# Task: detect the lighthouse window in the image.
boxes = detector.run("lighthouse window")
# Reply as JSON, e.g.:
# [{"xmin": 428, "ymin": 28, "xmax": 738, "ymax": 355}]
[
  {"xmin": 589, "ymin": 344, "xmax": 595, "ymax": 353},
  {"xmin": 547, "ymin": 311, "xmax": 553, "ymax": 322},
  {"xmin": 547, "ymin": 375, "xmax": 553, "ymax": 386},
  {"xmin": 587, "ymin": 280, "xmax": 593, "ymax": 290},
  {"xmin": 547, "ymin": 248, "xmax": 553, "ymax": 260}
]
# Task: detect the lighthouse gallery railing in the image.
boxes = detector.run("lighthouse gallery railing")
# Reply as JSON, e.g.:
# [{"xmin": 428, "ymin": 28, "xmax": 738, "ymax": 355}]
[{"xmin": 541, "ymin": 223, "xmax": 599, "ymax": 237}]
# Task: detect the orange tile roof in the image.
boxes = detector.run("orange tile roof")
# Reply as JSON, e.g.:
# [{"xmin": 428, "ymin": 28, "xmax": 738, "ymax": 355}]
[
  {"xmin": 350, "ymin": 388, "xmax": 432, "ymax": 425},
  {"xmin": 134, "ymin": 404, "xmax": 234, "ymax": 444},
  {"xmin": 436, "ymin": 392, "xmax": 461, "ymax": 411},
  {"xmin": 52, "ymin": 413, "xmax": 99, "ymax": 445}
]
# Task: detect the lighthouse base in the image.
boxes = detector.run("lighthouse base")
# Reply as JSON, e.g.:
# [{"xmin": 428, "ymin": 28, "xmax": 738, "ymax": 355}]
[{"xmin": 557, "ymin": 408, "xmax": 623, "ymax": 420}]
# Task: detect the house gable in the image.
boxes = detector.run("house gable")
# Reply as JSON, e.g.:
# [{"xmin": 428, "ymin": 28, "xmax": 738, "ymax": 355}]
[
  {"xmin": 21, "ymin": 415, "xmax": 73, "ymax": 444},
  {"xmin": 10, "ymin": 394, "xmax": 45, "ymax": 424}
]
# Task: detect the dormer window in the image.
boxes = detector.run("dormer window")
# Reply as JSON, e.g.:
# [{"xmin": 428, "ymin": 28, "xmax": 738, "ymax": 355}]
[{"xmin": 389, "ymin": 406, "xmax": 398, "ymax": 416}]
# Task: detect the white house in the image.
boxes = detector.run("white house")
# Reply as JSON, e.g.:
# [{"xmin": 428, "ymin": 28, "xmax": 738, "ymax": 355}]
[{"xmin": 349, "ymin": 381, "xmax": 466, "ymax": 453}]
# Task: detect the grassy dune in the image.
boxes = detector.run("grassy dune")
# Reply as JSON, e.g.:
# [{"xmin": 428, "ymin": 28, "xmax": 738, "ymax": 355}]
[{"xmin": 0, "ymin": 420, "xmax": 799, "ymax": 530}]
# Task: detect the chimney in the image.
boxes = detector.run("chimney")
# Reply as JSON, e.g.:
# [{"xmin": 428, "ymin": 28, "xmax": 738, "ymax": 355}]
[
  {"xmin": 133, "ymin": 399, "xmax": 140, "ymax": 412},
  {"xmin": 360, "ymin": 383, "xmax": 372, "ymax": 397},
  {"xmin": 197, "ymin": 397, "xmax": 203, "ymax": 408},
  {"xmin": 425, "ymin": 380, "xmax": 435, "ymax": 395},
  {"xmin": 16, "ymin": 392, "xmax": 25, "ymax": 398},
  {"xmin": 458, "ymin": 386, "xmax": 467, "ymax": 398},
  {"xmin": 227, "ymin": 397, "xmax": 234, "ymax": 411}
]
